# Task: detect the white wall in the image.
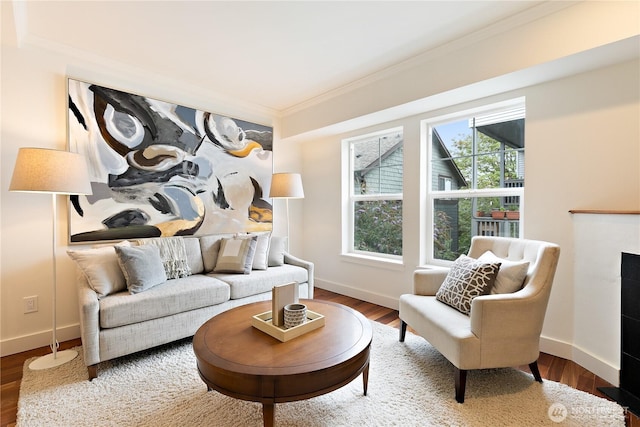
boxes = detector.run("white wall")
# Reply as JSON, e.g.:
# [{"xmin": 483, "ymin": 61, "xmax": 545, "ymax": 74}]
[{"xmin": 297, "ymin": 59, "xmax": 639, "ymax": 385}]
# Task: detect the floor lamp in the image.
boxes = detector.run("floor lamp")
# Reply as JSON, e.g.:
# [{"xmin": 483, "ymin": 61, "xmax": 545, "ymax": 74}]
[
  {"xmin": 10, "ymin": 147, "xmax": 92, "ymax": 370},
  {"xmin": 269, "ymin": 173, "xmax": 304, "ymax": 250}
]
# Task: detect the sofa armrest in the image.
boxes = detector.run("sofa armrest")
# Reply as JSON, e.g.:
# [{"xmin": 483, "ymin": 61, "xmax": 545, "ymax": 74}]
[
  {"xmin": 413, "ymin": 267, "xmax": 449, "ymax": 296},
  {"xmin": 75, "ymin": 270, "xmax": 101, "ymax": 366},
  {"xmin": 284, "ymin": 252, "xmax": 315, "ymax": 299}
]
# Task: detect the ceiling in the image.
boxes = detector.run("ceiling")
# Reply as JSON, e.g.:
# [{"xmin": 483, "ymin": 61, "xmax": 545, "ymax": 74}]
[{"xmin": 11, "ymin": 1, "xmax": 549, "ymax": 113}]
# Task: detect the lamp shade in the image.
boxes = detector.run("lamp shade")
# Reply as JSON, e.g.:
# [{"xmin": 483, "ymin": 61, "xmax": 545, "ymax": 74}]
[
  {"xmin": 9, "ymin": 148, "xmax": 92, "ymax": 195},
  {"xmin": 269, "ymin": 173, "xmax": 304, "ymax": 199}
]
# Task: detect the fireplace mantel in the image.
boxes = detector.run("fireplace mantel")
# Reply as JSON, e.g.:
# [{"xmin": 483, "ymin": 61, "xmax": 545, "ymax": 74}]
[{"xmin": 569, "ymin": 210, "xmax": 640, "ymax": 215}]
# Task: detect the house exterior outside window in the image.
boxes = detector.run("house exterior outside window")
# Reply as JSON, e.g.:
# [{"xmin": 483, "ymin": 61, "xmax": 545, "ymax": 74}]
[
  {"xmin": 344, "ymin": 128, "xmax": 403, "ymax": 258},
  {"xmin": 426, "ymin": 100, "xmax": 525, "ymax": 263}
]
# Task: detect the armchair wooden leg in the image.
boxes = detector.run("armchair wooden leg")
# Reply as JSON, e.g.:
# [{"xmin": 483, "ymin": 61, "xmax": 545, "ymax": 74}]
[
  {"xmin": 399, "ymin": 320, "xmax": 407, "ymax": 342},
  {"xmin": 454, "ymin": 368, "xmax": 467, "ymax": 403},
  {"xmin": 529, "ymin": 361, "xmax": 543, "ymax": 383}
]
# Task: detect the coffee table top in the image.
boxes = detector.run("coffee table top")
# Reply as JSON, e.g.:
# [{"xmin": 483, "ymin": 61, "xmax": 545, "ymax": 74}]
[{"xmin": 193, "ymin": 299, "xmax": 372, "ymax": 377}]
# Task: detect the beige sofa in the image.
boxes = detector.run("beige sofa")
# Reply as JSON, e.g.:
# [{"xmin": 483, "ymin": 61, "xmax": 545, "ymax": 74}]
[{"xmin": 69, "ymin": 234, "xmax": 314, "ymax": 379}]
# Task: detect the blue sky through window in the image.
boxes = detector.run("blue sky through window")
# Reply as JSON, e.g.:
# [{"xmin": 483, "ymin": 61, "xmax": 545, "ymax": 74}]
[{"xmin": 434, "ymin": 120, "xmax": 470, "ymax": 154}]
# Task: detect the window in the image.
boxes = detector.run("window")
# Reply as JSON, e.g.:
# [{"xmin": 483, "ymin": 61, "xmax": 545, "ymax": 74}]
[
  {"xmin": 426, "ymin": 101, "xmax": 525, "ymax": 263},
  {"xmin": 344, "ymin": 128, "xmax": 403, "ymax": 258}
]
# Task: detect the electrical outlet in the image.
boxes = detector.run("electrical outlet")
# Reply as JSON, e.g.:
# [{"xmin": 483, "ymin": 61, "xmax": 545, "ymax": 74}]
[{"xmin": 24, "ymin": 295, "xmax": 38, "ymax": 313}]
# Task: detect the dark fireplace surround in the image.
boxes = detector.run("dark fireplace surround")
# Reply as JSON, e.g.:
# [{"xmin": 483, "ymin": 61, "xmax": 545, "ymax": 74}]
[{"xmin": 599, "ymin": 252, "xmax": 640, "ymax": 416}]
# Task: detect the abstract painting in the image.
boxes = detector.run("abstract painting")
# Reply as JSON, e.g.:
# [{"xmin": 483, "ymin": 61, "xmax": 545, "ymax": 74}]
[{"xmin": 67, "ymin": 78, "xmax": 273, "ymax": 243}]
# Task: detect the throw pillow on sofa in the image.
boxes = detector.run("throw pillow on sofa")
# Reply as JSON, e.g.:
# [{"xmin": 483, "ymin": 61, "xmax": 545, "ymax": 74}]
[
  {"xmin": 200, "ymin": 233, "xmax": 234, "ymax": 272},
  {"xmin": 67, "ymin": 241, "xmax": 131, "ymax": 298},
  {"xmin": 251, "ymin": 231, "xmax": 271, "ymax": 270},
  {"xmin": 213, "ymin": 235, "xmax": 258, "ymax": 274},
  {"xmin": 477, "ymin": 250, "xmax": 530, "ymax": 294},
  {"xmin": 115, "ymin": 245, "xmax": 167, "ymax": 293},
  {"xmin": 268, "ymin": 236, "xmax": 287, "ymax": 267},
  {"xmin": 435, "ymin": 255, "xmax": 501, "ymax": 315},
  {"xmin": 138, "ymin": 236, "xmax": 191, "ymax": 279}
]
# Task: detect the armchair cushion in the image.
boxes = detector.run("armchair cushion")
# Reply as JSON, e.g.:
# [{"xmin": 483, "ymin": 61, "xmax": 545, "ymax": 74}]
[
  {"xmin": 435, "ymin": 255, "xmax": 500, "ymax": 315},
  {"xmin": 477, "ymin": 250, "xmax": 530, "ymax": 294}
]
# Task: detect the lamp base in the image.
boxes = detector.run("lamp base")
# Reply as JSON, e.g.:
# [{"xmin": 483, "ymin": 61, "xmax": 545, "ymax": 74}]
[{"xmin": 29, "ymin": 349, "xmax": 78, "ymax": 370}]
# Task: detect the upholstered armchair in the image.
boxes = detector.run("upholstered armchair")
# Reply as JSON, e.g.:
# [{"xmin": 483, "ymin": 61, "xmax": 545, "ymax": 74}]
[{"xmin": 399, "ymin": 236, "xmax": 560, "ymax": 403}]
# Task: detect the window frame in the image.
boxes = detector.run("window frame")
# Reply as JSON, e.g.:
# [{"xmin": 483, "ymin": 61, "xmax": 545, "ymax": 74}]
[
  {"xmin": 342, "ymin": 127, "xmax": 404, "ymax": 263},
  {"xmin": 423, "ymin": 100, "xmax": 525, "ymax": 266}
]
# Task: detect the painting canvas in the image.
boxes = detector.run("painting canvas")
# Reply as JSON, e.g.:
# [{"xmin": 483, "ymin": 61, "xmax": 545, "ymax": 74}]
[{"xmin": 67, "ymin": 78, "xmax": 273, "ymax": 243}]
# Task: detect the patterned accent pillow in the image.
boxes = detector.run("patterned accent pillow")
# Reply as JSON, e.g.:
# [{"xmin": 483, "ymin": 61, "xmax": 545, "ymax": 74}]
[
  {"xmin": 213, "ymin": 235, "xmax": 258, "ymax": 274},
  {"xmin": 435, "ymin": 255, "xmax": 501, "ymax": 315}
]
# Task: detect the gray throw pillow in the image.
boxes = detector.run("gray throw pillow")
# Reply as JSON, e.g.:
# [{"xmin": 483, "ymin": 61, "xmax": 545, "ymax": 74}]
[
  {"xmin": 115, "ymin": 245, "xmax": 167, "ymax": 294},
  {"xmin": 435, "ymin": 255, "xmax": 501, "ymax": 315}
]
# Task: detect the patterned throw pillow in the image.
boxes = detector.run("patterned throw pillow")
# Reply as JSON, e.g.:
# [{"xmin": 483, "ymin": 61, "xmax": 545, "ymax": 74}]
[
  {"xmin": 213, "ymin": 235, "xmax": 258, "ymax": 274},
  {"xmin": 435, "ymin": 255, "xmax": 501, "ymax": 315}
]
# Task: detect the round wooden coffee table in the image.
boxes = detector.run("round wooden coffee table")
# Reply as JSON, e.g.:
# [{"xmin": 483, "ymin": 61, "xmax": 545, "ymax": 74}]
[{"xmin": 193, "ymin": 299, "xmax": 372, "ymax": 427}]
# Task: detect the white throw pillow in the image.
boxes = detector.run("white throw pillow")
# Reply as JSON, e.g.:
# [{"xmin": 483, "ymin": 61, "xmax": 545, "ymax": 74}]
[
  {"xmin": 268, "ymin": 236, "xmax": 287, "ymax": 267},
  {"xmin": 477, "ymin": 250, "xmax": 530, "ymax": 294},
  {"xmin": 435, "ymin": 255, "xmax": 501, "ymax": 315},
  {"xmin": 251, "ymin": 232, "xmax": 271, "ymax": 270},
  {"xmin": 67, "ymin": 241, "xmax": 131, "ymax": 298}
]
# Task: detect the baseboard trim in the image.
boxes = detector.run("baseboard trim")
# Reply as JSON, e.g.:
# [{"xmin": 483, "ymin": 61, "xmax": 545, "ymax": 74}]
[
  {"xmin": 315, "ymin": 278, "xmax": 399, "ymax": 310},
  {"xmin": 1, "ymin": 324, "xmax": 80, "ymax": 357},
  {"xmin": 572, "ymin": 344, "xmax": 620, "ymax": 387},
  {"xmin": 527, "ymin": 336, "xmax": 619, "ymax": 386}
]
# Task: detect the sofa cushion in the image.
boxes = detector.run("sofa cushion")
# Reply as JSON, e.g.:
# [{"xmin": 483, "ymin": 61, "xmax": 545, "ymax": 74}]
[
  {"xmin": 214, "ymin": 235, "xmax": 257, "ymax": 274},
  {"xmin": 67, "ymin": 241, "xmax": 131, "ymax": 298},
  {"xmin": 99, "ymin": 275, "xmax": 230, "ymax": 329},
  {"xmin": 115, "ymin": 245, "xmax": 167, "ymax": 294},
  {"xmin": 211, "ymin": 264, "xmax": 308, "ymax": 299},
  {"xmin": 435, "ymin": 255, "xmax": 500, "ymax": 315},
  {"xmin": 477, "ymin": 250, "xmax": 530, "ymax": 294}
]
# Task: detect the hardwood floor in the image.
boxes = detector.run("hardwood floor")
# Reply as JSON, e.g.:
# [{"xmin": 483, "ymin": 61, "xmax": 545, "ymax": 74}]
[{"xmin": 2, "ymin": 288, "xmax": 638, "ymax": 427}]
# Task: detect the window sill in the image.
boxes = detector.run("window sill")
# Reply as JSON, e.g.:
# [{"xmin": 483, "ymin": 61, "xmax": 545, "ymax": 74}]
[{"xmin": 340, "ymin": 253, "xmax": 405, "ymax": 271}]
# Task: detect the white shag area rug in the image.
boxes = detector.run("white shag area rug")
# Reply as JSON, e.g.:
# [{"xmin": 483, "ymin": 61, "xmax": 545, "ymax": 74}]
[{"xmin": 18, "ymin": 321, "xmax": 624, "ymax": 427}]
